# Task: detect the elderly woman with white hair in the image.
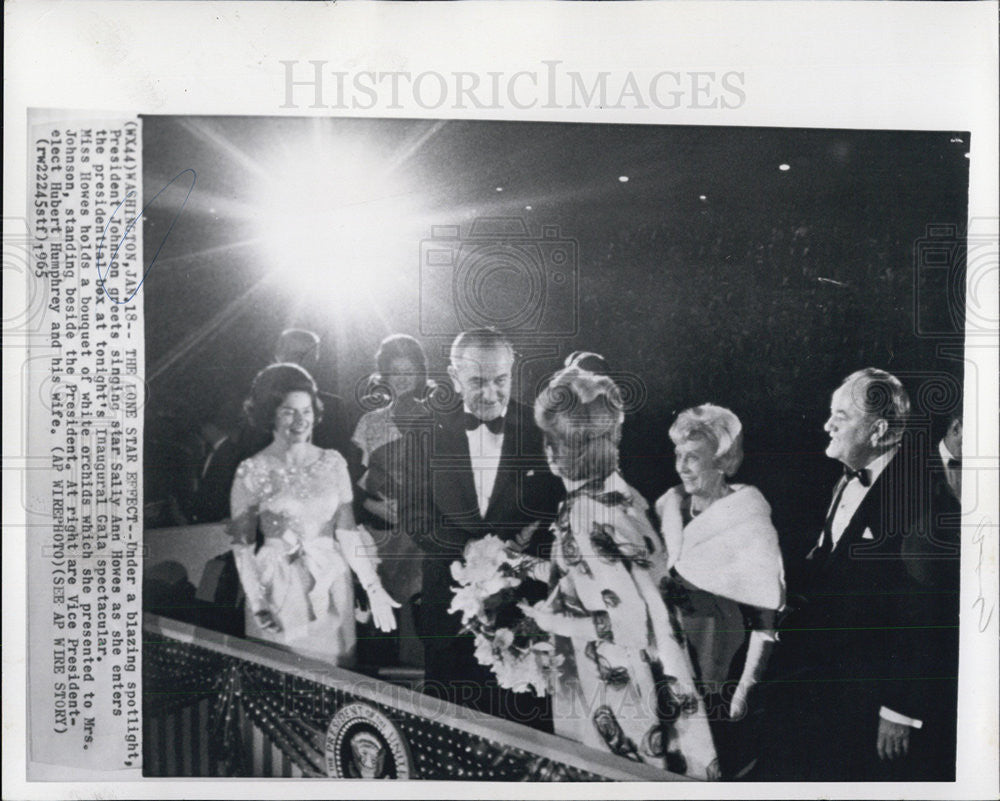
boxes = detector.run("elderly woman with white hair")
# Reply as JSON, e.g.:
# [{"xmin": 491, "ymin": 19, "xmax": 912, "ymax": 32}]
[
  {"xmin": 522, "ymin": 367, "xmax": 719, "ymax": 779},
  {"xmin": 655, "ymin": 404, "xmax": 784, "ymax": 777}
]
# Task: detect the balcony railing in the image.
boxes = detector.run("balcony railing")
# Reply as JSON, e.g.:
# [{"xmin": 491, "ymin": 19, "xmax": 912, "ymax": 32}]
[{"xmin": 143, "ymin": 613, "xmax": 690, "ymax": 781}]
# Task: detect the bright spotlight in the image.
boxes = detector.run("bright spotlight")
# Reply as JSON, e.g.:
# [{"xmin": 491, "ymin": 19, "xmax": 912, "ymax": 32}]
[
  {"xmin": 778, "ymin": 163, "xmax": 791, "ymax": 172},
  {"xmin": 618, "ymin": 175, "xmax": 629, "ymax": 183},
  {"xmin": 253, "ymin": 143, "xmax": 417, "ymax": 305}
]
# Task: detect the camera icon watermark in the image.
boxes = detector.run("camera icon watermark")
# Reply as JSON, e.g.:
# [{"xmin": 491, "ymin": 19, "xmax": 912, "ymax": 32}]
[
  {"xmin": 418, "ymin": 218, "xmax": 579, "ymax": 338},
  {"xmin": 913, "ymin": 219, "xmax": 998, "ymax": 339}
]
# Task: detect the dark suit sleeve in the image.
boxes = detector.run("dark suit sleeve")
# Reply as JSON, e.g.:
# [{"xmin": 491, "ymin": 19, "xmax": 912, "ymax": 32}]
[
  {"xmin": 885, "ymin": 484, "xmax": 961, "ymax": 725},
  {"xmin": 394, "ymin": 415, "xmax": 470, "ymax": 557},
  {"xmin": 406, "ymin": 516, "xmax": 471, "ymax": 556},
  {"xmin": 190, "ymin": 438, "xmax": 242, "ymax": 523},
  {"xmin": 877, "ymin": 459, "xmax": 960, "ymax": 724},
  {"xmin": 878, "ymin": 573, "xmax": 933, "ymax": 721},
  {"xmin": 399, "ymin": 472, "xmax": 471, "ymax": 557}
]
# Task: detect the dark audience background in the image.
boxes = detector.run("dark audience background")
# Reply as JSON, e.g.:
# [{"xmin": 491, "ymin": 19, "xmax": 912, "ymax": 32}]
[{"xmin": 141, "ymin": 117, "xmax": 969, "ymax": 570}]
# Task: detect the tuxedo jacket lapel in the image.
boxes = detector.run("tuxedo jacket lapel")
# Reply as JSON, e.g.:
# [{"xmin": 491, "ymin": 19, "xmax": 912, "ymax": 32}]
[
  {"xmin": 827, "ymin": 450, "xmax": 902, "ymax": 566},
  {"xmin": 433, "ymin": 411, "xmax": 481, "ymax": 526}
]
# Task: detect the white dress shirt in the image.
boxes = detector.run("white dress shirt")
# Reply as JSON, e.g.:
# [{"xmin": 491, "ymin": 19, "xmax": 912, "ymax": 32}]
[
  {"xmin": 820, "ymin": 446, "xmax": 924, "ymax": 730},
  {"xmin": 939, "ymin": 437, "xmax": 959, "ymax": 465},
  {"xmin": 464, "ymin": 407, "xmax": 505, "ymax": 518},
  {"xmin": 939, "ymin": 437, "xmax": 961, "ymax": 499},
  {"xmin": 826, "ymin": 447, "xmax": 897, "ymax": 549}
]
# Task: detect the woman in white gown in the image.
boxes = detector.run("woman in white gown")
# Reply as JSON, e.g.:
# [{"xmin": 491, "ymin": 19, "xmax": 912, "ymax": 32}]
[{"xmin": 228, "ymin": 363, "xmax": 399, "ymax": 666}]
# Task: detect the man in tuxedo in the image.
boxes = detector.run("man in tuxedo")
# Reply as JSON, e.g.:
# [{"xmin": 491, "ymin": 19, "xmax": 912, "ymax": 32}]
[
  {"xmin": 762, "ymin": 368, "xmax": 953, "ymax": 781},
  {"xmin": 402, "ymin": 328, "xmax": 563, "ymax": 729}
]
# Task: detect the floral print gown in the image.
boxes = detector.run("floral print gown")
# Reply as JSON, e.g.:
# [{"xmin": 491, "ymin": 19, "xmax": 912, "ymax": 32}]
[
  {"xmin": 229, "ymin": 449, "xmax": 375, "ymax": 667},
  {"xmin": 545, "ymin": 473, "xmax": 719, "ymax": 779}
]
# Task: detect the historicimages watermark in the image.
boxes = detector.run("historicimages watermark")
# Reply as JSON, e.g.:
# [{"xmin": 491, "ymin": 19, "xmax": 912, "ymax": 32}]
[{"xmin": 280, "ymin": 60, "xmax": 746, "ymax": 112}]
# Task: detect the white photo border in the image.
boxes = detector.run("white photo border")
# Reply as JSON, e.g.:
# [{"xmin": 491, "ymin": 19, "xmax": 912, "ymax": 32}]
[{"xmin": 3, "ymin": 2, "xmax": 997, "ymax": 799}]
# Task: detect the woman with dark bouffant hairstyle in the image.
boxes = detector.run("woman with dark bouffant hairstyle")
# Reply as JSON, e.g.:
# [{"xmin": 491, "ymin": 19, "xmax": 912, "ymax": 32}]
[
  {"xmin": 352, "ymin": 335, "xmax": 434, "ymax": 486},
  {"xmin": 350, "ymin": 335, "xmax": 436, "ymax": 663},
  {"xmin": 522, "ymin": 366, "xmax": 718, "ymax": 779},
  {"xmin": 228, "ymin": 362, "xmax": 399, "ymax": 666}
]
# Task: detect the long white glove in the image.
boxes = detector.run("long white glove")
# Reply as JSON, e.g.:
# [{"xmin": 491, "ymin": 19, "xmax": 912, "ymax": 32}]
[
  {"xmin": 365, "ymin": 583, "xmax": 402, "ymax": 633},
  {"xmin": 337, "ymin": 527, "xmax": 400, "ymax": 633},
  {"xmin": 730, "ymin": 629, "xmax": 776, "ymax": 719}
]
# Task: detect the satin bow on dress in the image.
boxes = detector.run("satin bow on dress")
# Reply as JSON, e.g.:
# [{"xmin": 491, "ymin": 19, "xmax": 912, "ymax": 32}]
[{"xmin": 256, "ymin": 530, "xmax": 353, "ymax": 642}]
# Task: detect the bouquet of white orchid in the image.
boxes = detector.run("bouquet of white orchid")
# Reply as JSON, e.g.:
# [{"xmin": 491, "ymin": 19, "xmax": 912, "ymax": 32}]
[{"xmin": 449, "ymin": 534, "xmax": 563, "ymax": 697}]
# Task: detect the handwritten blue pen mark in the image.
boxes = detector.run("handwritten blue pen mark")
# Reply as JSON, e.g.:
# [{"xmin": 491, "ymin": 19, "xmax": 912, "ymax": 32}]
[{"xmin": 96, "ymin": 168, "xmax": 197, "ymax": 305}]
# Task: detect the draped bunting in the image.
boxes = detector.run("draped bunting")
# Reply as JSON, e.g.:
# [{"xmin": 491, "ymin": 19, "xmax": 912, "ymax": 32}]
[{"xmin": 144, "ymin": 631, "xmax": 613, "ymax": 781}]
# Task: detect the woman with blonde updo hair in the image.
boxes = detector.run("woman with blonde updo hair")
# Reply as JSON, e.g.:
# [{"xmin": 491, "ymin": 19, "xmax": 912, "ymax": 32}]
[
  {"xmin": 522, "ymin": 366, "xmax": 718, "ymax": 779},
  {"xmin": 655, "ymin": 404, "xmax": 785, "ymax": 777}
]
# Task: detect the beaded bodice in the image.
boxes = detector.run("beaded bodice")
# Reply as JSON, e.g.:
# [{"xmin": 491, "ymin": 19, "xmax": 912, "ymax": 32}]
[{"xmin": 232, "ymin": 448, "xmax": 352, "ymax": 542}]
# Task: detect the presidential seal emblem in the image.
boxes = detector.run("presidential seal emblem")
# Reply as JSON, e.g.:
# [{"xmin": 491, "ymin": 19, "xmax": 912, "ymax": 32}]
[{"xmin": 324, "ymin": 701, "xmax": 414, "ymax": 779}]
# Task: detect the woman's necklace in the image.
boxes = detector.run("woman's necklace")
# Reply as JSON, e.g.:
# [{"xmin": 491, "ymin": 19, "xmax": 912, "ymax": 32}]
[{"xmin": 271, "ymin": 443, "xmax": 321, "ymax": 476}]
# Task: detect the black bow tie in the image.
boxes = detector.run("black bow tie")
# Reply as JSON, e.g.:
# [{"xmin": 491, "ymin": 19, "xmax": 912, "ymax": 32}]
[
  {"xmin": 843, "ymin": 466, "xmax": 871, "ymax": 487},
  {"xmin": 464, "ymin": 412, "xmax": 504, "ymax": 435},
  {"xmin": 947, "ymin": 458, "xmax": 961, "ymax": 469}
]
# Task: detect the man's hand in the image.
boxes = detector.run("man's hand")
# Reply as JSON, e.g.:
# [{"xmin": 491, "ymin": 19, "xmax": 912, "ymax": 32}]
[
  {"xmin": 254, "ymin": 608, "xmax": 282, "ymax": 633},
  {"xmin": 508, "ymin": 521, "xmax": 541, "ymax": 553},
  {"xmin": 363, "ymin": 494, "xmax": 398, "ymax": 526},
  {"xmin": 876, "ymin": 718, "xmax": 911, "ymax": 761}
]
